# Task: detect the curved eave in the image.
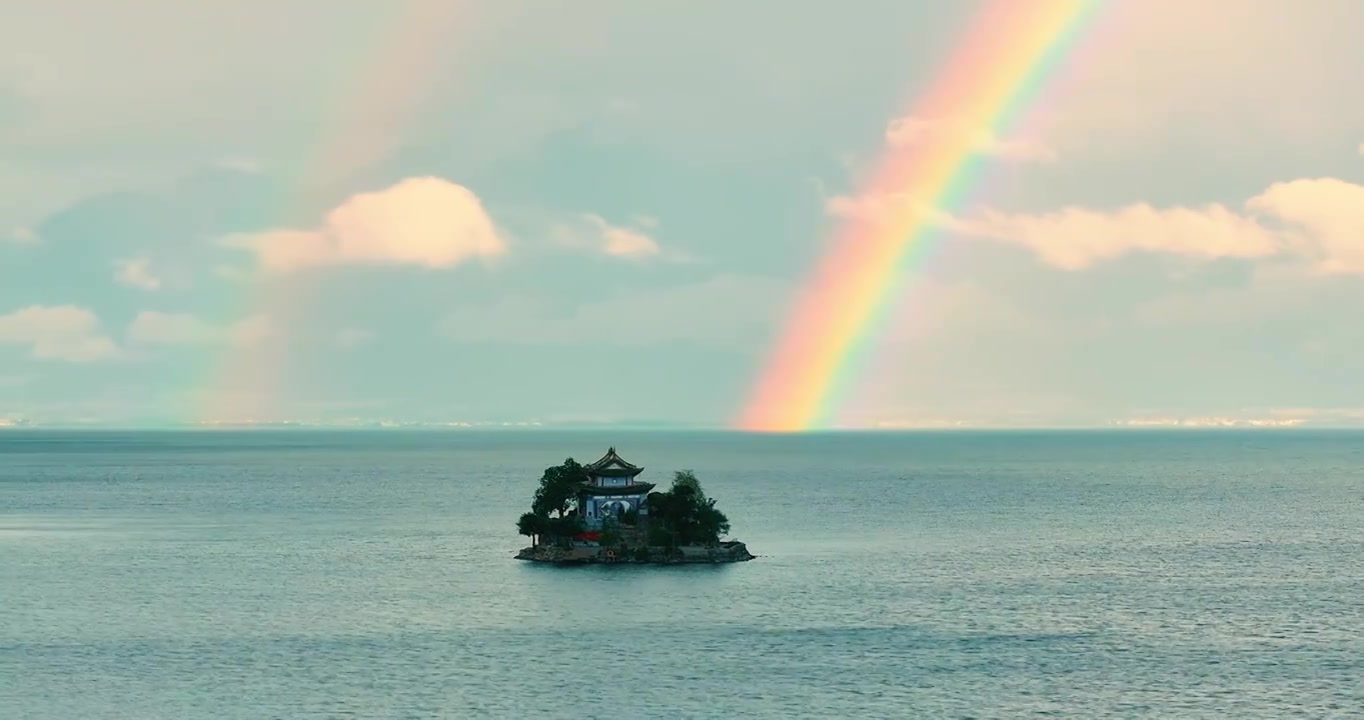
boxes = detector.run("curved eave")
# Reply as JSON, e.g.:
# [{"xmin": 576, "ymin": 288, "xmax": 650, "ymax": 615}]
[
  {"xmin": 590, "ymin": 467, "xmax": 645, "ymax": 478},
  {"xmin": 585, "ymin": 447, "xmax": 642, "ymax": 473},
  {"xmin": 577, "ymin": 482, "xmax": 656, "ymax": 496}
]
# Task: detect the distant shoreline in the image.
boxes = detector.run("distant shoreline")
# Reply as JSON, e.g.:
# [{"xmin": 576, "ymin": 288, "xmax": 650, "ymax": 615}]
[{"xmin": 5, "ymin": 425, "xmax": 1364, "ymax": 433}]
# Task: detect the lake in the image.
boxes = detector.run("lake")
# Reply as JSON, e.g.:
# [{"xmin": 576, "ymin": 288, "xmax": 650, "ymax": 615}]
[{"xmin": 3, "ymin": 429, "xmax": 1362, "ymax": 717}]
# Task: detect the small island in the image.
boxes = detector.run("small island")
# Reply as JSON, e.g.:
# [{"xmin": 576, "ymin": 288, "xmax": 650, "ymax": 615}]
[{"xmin": 515, "ymin": 447, "xmax": 755, "ymax": 565}]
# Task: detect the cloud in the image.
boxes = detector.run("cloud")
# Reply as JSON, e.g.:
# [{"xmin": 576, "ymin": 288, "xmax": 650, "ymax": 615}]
[
  {"xmin": 821, "ymin": 113, "xmax": 1054, "ymax": 230},
  {"xmin": 1357, "ymin": 142, "xmax": 1364, "ymax": 156},
  {"xmin": 225, "ymin": 177, "xmax": 506, "ymax": 273},
  {"xmin": 946, "ymin": 177, "xmax": 1364, "ymax": 272},
  {"xmin": 1042, "ymin": 0, "xmax": 1364, "ymax": 153},
  {"xmin": 886, "ymin": 115, "xmax": 1056, "ymax": 163},
  {"xmin": 127, "ymin": 311, "xmax": 273, "ymax": 347},
  {"xmin": 958, "ymin": 203, "xmax": 1279, "ymax": 270},
  {"xmin": 553, "ymin": 213, "xmax": 663, "ymax": 259},
  {"xmin": 824, "ymin": 191, "xmax": 963, "ymax": 230},
  {"xmin": 586, "ymin": 214, "xmax": 661, "ymax": 258},
  {"xmin": 114, "ymin": 258, "xmax": 162, "ymax": 290},
  {"xmin": 1248, "ymin": 178, "xmax": 1364, "ymax": 274},
  {"xmin": 0, "ymin": 305, "xmax": 118, "ymax": 362}
]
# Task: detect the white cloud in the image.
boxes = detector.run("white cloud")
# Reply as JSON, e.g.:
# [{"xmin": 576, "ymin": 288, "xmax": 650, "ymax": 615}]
[
  {"xmin": 554, "ymin": 214, "xmax": 663, "ymax": 259},
  {"xmin": 127, "ymin": 311, "xmax": 273, "ymax": 347},
  {"xmin": 225, "ymin": 177, "xmax": 506, "ymax": 273},
  {"xmin": 8, "ymin": 226, "xmax": 38, "ymax": 244},
  {"xmin": 588, "ymin": 214, "xmax": 660, "ymax": 258},
  {"xmin": 1043, "ymin": 0, "xmax": 1364, "ymax": 153},
  {"xmin": 114, "ymin": 258, "xmax": 162, "ymax": 290},
  {"xmin": 944, "ymin": 177, "xmax": 1364, "ymax": 272},
  {"xmin": 886, "ymin": 115, "xmax": 1055, "ymax": 163},
  {"xmin": 824, "ymin": 191, "xmax": 964, "ymax": 230},
  {"xmin": 1357, "ymin": 142, "xmax": 1364, "ymax": 156},
  {"xmin": 1248, "ymin": 178, "xmax": 1364, "ymax": 274},
  {"xmin": 0, "ymin": 305, "xmax": 118, "ymax": 362},
  {"xmin": 820, "ymin": 113, "xmax": 1054, "ymax": 232},
  {"xmin": 959, "ymin": 203, "xmax": 1279, "ymax": 270}
]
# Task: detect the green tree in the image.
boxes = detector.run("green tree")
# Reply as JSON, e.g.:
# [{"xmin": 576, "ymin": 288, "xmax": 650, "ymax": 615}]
[
  {"xmin": 532, "ymin": 458, "xmax": 589, "ymax": 518},
  {"xmin": 517, "ymin": 512, "xmax": 548, "ymax": 547},
  {"xmin": 646, "ymin": 522, "xmax": 674, "ymax": 548},
  {"xmin": 599, "ymin": 516, "xmax": 623, "ymax": 548},
  {"xmin": 546, "ymin": 516, "xmax": 585, "ymax": 547},
  {"xmin": 672, "ymin": 469, "xmax": 703, "ymax": 496},
  {"xmin": 647, "ymin": 470, "xmax": 731, "ymax": 546}
]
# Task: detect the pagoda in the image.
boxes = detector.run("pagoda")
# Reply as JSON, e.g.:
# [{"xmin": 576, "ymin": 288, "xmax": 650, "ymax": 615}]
[{"xmin": 578, "ymin": 447, "xmax": 655, "ymax": 528}]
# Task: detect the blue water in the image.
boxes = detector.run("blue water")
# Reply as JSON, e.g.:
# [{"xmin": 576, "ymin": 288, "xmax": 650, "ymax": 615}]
[{"xmin": 3, "ymin": 430, "xmax": 1362, "ymax": 718}]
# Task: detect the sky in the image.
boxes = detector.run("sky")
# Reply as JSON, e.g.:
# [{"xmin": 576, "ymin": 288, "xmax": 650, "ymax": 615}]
[{"xmin": 2, "ymin": 0, "xmax": 1364, "ymax": 428}]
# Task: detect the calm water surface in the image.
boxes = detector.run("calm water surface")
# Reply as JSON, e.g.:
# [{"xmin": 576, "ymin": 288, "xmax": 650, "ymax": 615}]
[{"xmin": 3, "ymin": 430, "xmax": 1362, "ymax": 718}]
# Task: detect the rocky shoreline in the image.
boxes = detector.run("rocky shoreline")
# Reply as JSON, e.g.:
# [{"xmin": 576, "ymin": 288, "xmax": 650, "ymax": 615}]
[{"xmin": 515, "ymin": 540, "xmax": 756, "ymax": 565}]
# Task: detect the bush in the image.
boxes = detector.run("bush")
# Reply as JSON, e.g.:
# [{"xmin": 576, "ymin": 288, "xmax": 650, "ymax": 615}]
[
  {"xmin": 633, "ymin": 546, "xmax": 651, "ymax": 562},
  {"xmin": 647, "ymin": 525, "xmax": 673, "ymax": 547},
  {"xmin": 546, "ymin": 516, "xmax": 584, "ymax": 547},
  {"xmin": 647, "ymin": 470, "xmax": 731, "ymax": 546},
  {"xmin": 599, "ymin": 517, "xmax": 623, "ymax": 548},
  {"xmin": 531, "ymin": 458, "xmax": 589, "ymax": 518},
  {"xmin": 516, "ymin": 512, "xmax": 549, "ymax": 546}
]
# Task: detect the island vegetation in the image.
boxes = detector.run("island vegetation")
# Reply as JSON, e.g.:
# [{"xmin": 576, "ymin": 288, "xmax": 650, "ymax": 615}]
[{"xmin": 514, "ymin": 450, "xmax": 753, "ymax": 565}]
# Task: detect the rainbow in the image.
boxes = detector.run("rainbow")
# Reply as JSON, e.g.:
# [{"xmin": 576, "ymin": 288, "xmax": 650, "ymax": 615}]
[
  {"xmin": 202, "ymin": 0, "xmax": 467, "ymax": 424},
  {"xmin": 736, "ymin": 0, "xmax": 1104, "ymax": 432}
]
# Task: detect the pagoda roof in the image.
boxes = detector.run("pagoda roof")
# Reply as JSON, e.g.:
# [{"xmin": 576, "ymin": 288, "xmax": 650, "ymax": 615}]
[
  {"xmin": 584, "ymin": 446, "xmax": 644, "ymax": 477},
  {"xmin": 577, "ymin": 481, "xmax": 655, "ymax": 497}
]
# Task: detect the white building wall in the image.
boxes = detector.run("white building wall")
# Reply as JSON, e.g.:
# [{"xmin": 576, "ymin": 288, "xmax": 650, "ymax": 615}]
[{"xmin": 582, "ymin": 494, "xmax": 644, "ymax": 528}]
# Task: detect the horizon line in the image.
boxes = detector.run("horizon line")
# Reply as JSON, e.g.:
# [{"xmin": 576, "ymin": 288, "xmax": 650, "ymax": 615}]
[{"xmin": 3, "ymin": 422, "xmax": 1364, "ymax": 433}]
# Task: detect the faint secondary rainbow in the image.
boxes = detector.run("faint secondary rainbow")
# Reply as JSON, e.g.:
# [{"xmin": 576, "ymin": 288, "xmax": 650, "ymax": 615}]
[
  {"xmin": 735, "ymin": 0, "xmax": 1104, "ymax": 432},
  {"xmin": 201, "ymin": 0, "xmax": 467, "ymax": 424}
]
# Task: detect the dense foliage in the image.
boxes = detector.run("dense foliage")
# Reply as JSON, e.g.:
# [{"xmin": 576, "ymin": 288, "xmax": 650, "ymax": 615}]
[
  {"xmin": 646, "ymin": 470, "xmax": 731, "ymax": 547},
  {"xmin": 516, "ymin": 512, "xmax": 548, "ymax": 547},
  {"xmin": 532, "ymin": 458, "xmax": 589, "ymax": 518},
  {"xmin": 517, "ymin": 458, "xmax": 590, "ymax": 547},
  {"xmin": 516, "ymin": 461, "xmax": 734, "ymax": 551},
  {"xmin": 598, "ymin": 516, "xmax": 623, "ymax": 548}
]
